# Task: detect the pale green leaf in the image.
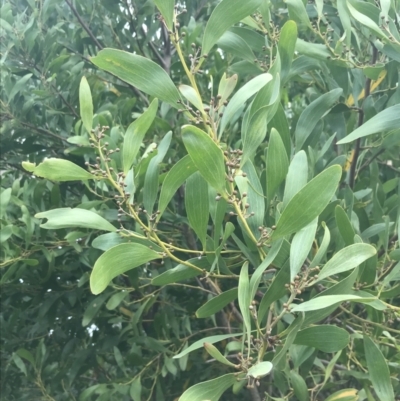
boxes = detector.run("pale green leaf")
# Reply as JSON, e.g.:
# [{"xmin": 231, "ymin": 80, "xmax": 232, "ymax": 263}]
[
  {"xmin": 217, "ymin": 73, "xmax": 238, "ymax": 104},
  {"xmin": 79, "ymin": 76, "xmax": 93, "ymax": 134},
  {"xmin": 35, "ymin": 208, "xmax": 116, "ymax": 232},
  {"xmin": 337, "ymin": 104, "xmax": 400, "ymax": 144},
  {"xmin": 204, "ymin": 343, "xmax": 237, "ymax": 367},
  {"xmin": 158, "ymin": 155, "xmax": 197, "ymax": 218},
  {"xmin": 335, "ymin": 205, "xmax": 355, "ymax": 246},
  {"xmin": 219, "ymin": 73, "xmax": 272, "ymax": 134},
  {"xmin": 91, "ymin": 49, "xmax": 181, "ymax": 107},
  {"xmin": 106, "ymin": 292, "xmax": 128, "ymax": 310},
  {"xmin": 273, "ymin": 165, "xmax": 342, "ymax": 239},
  {"xmin": 25, "ymin": 158, "xmax": 94, "ymax": 181},
  {"xmin": 286, "ymin": 0, "xmax": 312, "ymax": 29},
  {"xmin": 178, "ymin": 373, "xmax": 237, "ymax": 401},
  {"xmin": 238, "ymin": 262, "xmax": 251, "ymax": 352},
  {"xmin": 123, "ymin": 98, "xmax": 158, "ymax": 173},
  {"xmin": 290, "ymin": 218, "xmax": 318, "ymax": 280},
  {"xmin": 247, "ymin": 361, "xmax": 273, "ymax": 379},
  {"xmin": 293, "ymin": 325, "xmax": 350, "ymax": 352},
  {"xmin": 154, "ymin": 0, "xmax": 174, "ymax": 30},
  {"xmin": 196, "ymin": 288, "xmax": 238, "ymax": 318},
  {"xmin": 364, "ymin": 335, "xmax": 395, "ymax": 401},
  {"xmin": 278, "ymin": 20, "xmax": 298, "ymax": 82},
  {"xmin": 90, "ymin": 243, "xmax": 161, "ymax": 294},
  {"xmin": 266, "ymin": 128, "xmax": 289, "ymax": 201},
  {"xmin": 202, "ymin": 0, "xmax": 263, "ymax": 55},
  {"xmin": 174, "ymin": 333, "xmax": 241, "ymax": 359},
  {"xmin": 309, "ymin": 222, "xmax": 330, "ymax": 269},
  {"xmin": 282, "ymin": 150, "xmax": 308, "ymax": 209},
  {"xmin": 179, "ymin": 85, "xmax": 204, "ymax": 111},
  {"xmin": 295, "ymin": 88, "xmax": 343, "ymax": 151},
  {"xmin": 185, "ymin": 171, "xmax": 209, "ymax": 249},
  {"xmin": 317, "ymin": 243, "xmax": 377, "ymax": 281},
  {"xmin": 182, "ymin": 125, "xmax": 226, "ymax": 194}
]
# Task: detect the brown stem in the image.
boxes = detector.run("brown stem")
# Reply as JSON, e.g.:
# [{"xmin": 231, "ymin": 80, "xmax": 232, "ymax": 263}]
[
  {"xmin": 349, "ymin": 45, "xmax": 378, "ymax": 189},
  {"xmin": 248, "ymin": 386, "xmax": 262, "ymax": 401},
  {"xmin": 65, "ymin": 0, "xmax": 104, "ymax": 50}
]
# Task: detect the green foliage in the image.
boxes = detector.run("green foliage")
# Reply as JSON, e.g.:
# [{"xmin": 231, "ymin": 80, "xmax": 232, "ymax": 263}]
[{"xmin": 1, "ymin": 0, "xmax": 399, "ymax": 401}]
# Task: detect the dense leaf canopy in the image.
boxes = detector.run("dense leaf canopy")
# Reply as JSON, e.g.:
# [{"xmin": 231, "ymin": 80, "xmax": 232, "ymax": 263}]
[{"xmin": 1, "ymin": 1, "xmax": 399, "ymax": 401}]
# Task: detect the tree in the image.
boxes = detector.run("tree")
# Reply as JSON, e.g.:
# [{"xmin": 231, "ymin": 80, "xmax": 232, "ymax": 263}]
[{"xmin": 1, "ymin": 0, "xmax": 399, "ymax": 400}]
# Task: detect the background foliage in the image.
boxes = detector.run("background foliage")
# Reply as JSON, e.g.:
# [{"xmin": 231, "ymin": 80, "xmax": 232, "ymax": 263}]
[{"xmin": 1, "ymin": 0, "xmax": 399, "ymax": 401}]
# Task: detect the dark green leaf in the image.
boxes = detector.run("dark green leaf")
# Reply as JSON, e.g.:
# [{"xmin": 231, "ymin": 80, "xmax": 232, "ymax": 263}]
[
  {"xmin": 154, "ymin": 0, "xmax": 174, "ymax": 30},
  {"xmin": 196, "ymin": 288, "xmax": 238, "ymax": 318}
]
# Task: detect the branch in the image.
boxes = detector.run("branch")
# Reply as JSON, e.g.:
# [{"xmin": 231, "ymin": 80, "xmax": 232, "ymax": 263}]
[
  {"xmin": 19, "ymin": 121, "xmax": 68, "ymax": 143},
  {"xmin": 349, "ymin": 45, "xmax": 378, "ymax": 189},
  {"xmin": 65, "ymin": 0, "xmax": 104, "ymax": 50}
]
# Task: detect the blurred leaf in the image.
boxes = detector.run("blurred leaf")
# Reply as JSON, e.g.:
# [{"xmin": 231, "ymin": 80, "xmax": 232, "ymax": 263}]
[
  {"xmin": 202, "ymin": 0, "xmax": 263, "ymax": 55},
  {"xmin": 217, "ymin": 73, "xmax": 238, "ymax": 104},
  {"xmin": 364, "ymin": 335, "xmax": 395, "ymax": 401},
  {"xmin": 238, "ymin": 262, "xmax": 251, "ymax": 352},
  {"xmin": 179, "ymin": 85, "xmax": 204, "ymax": 111},
  {"xmin": 278, "ymin": 21, "xmax": 298, "ymax": 82},
  {"xmin": 293, "ymin": 325, "xmax": 350, "ymax": 352},
  {"xmin": 273, "ymin": 165, "xmax": 342, "ymax": 239},
  {"xmin": 82, "ymin": 292, "xmax": 110, "ymax": 326},
  {"xmin": 247, "ymin": 361, "xmax": 273, "ymax": 379},
  {"xmin": 325, "ymin": 389, "xmax": 359, "ymax": 401},
  {"xmin": 182, "ymin": 125, "xmax": 226, "ymax": 194},
  {"xmin": 154, "ymin": 0, "xmax": 174, "ymax": 30},
  {"xmin": 91, "ymin": 49, "xmax": 181, "ymax": 107},
  {"xmin": 335, "ymin": 205, "xmax": 355, "ymax": 246},
  {"xmin": 217, "ymin": 31, "xmax": 255, "ymax": 62},
  {"xmin": 106, "ymin": 292, "xmax": 128, "ymax": 310},
  {"xmin": 289, "ymin": 370, "xmax": 309, "ymax": 401},
  {"xmin": 35, "ymin": 208, "xmax": 116, "ymax": 232},
  {"xmin": 283, "ymin": 150, "xmax": 308, "ymax": 209},
  {"xmin": 90, "ymin": 243, "xmax": 161, "ymax": 294},
  {"xmin": 79, "ymin": 76, "xmax": 93, "ymax": 134}
]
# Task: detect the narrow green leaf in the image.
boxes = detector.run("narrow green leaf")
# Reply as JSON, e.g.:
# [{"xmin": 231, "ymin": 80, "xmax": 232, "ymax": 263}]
[
  {"xmin": 35, "ymin": 208, "xmax": 116, "ymax": 232},
  {"xmin": 79, "ymin": 76, "xmax": 93, "ymax": 134},
  {"xmin": 325, "ymin": 389, "xmax": 358, "ymax": 401},
  {"xmin": 317, "ymin": 243, "xmax": 377, "ymax": 282},
  {"xmin": 106, "ymin": 291, "xmax": 128, "ymax": 310},
  {"xmin": 295, "ymin": 89, "xmax": 343, "ymax": 151},
  {"xmin": 179, "ymin": 85, "xmax": 204, "ymax": 111},
  {"xmin": 182, "ymin": 125, "xmax": 226, "ymax": 194},
  {"xmin": 347, "ymin": 1, "xmax": 387, "ymax": 40},
  {"xmin": 290, "ymin": 371, "xmax": 310, "ymax": 401},
  {"xmin": 309, "ymin": 222, "xmax": 330, "ymax": 269},
  {"xmin": 130, "ymin": 378, "xmax": 142, "ymax": 401},
  {"xmin": 174, "ymin": 333, "xmax": 241, "ymax": 359},
  {"xmin": 291, "ymin": 294, "xmax": 383, "ymax": 312},
  {"xmin": 24, "ymin": 158, "xmax": 94, "ymax": 181},
  {"xmin": 247, "ymin": 361, "xmax": 273, "ymax": 379},
  {"xmin": 286, "ymin": 0, "xmax": 312, "ymax": 28},
  {"xmin": 295, "ymin": 38, "xmax": 331, "ymax": 60},
  {"xmin": 90, "ymin": 243, "xmax": 161, "ymax": 294},
  {"xmin": 201, "ymin": 0, "xmax": 263, "ymax": 55},
  {"xmin": 82, "ymin": 292, "xmax": 110, "ymax": 326},
  {"xmin": 91, "ymin": 49, "xmax": 181, "ymax": 107},
  {"xmin": 335, "ymin": 205, "xmax": 355, "ymax": 246},
  {"xmin": 238, "ymin": 262, "xmax": 251, "ymax": 352},
  {"xmin": 258, "ymin": 259, "xmax": 290, "ymax": 322},
  {"xmin": 123, "ymin": 98, "xmax": 158, "ymax": 173},
  {"xmin": 0, "ymin": 188, "xmax": 12, "ymax": 218},
  {"xmin": 290, "ymin": 218, "xmax": 318, "ymax": 280},
  {"xmin": 364, "ymin": 335, "xmax": 395, "ymax": 401},
  {"xmin": 250, "ymin": 239, "xmax": 283, "ymax": 301},
  {"xmin": 217, "ymin": 31, "xmax": 255, "ymax": 62},
  {"xmin": 154, "ymin": 0, "xmax": 174, "ymax": 30},
  {"xmin": 266, "ymin": 128, "xmax": 289, "ymax": 201},
  {"xmin": 337, "ymin": 0, "xmax": 352, "ymax": 47},
  {"xmin": 278, "ymin": 21, "xmax": 298, "ymax": 82},
  {"xmin": 158, "ymin": 155, "xmax": 197, "ymax": 218},
  {"xmin": 143, "ymin": 131, "xmax": 172, "ymax": 213},
  {"xmin": 204, "ymin": 343, "xmax": 238, "ymax": 367},
  {"xmin": 12, "ymin": 353, "xmax": 27, "ymax": 376},
  {"xmin": 337, "ymin": 104, "xmax": 400, "ymax": 144},
  {"xmin": 219, "ymin": 73, "xmax": 272, "ymax": 134},
  {"xmin": 294, "ymin": 325, "xmax": 350, "ymax": 352},
  {"xmin": 269, "ymin": 103, "xmax": 291, "ymax": 157},
  {"xmin": 151, "ymin": 257, "xmax": 209, "ymax": 286},
  {"xmin": 273, "ymin": 165, "xmax": 342, "ymax": 239},
  {"xmin": 178, "ymin": 373, "xmax": 237, "ymax": 401},
  {"xmin": 282, "ymin": 150, "xmax": 308, "ymax": 209},
  {"xmin": 196, "ymin": 288, "xmax": 238, "ymax": 318},
  {"xmin": 217, "ymin": 73, "xmax": 238, "ymax": 104},
  {"xmin": 185, "ymin": 172, "xmax": 209, "ymax": 249}
]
